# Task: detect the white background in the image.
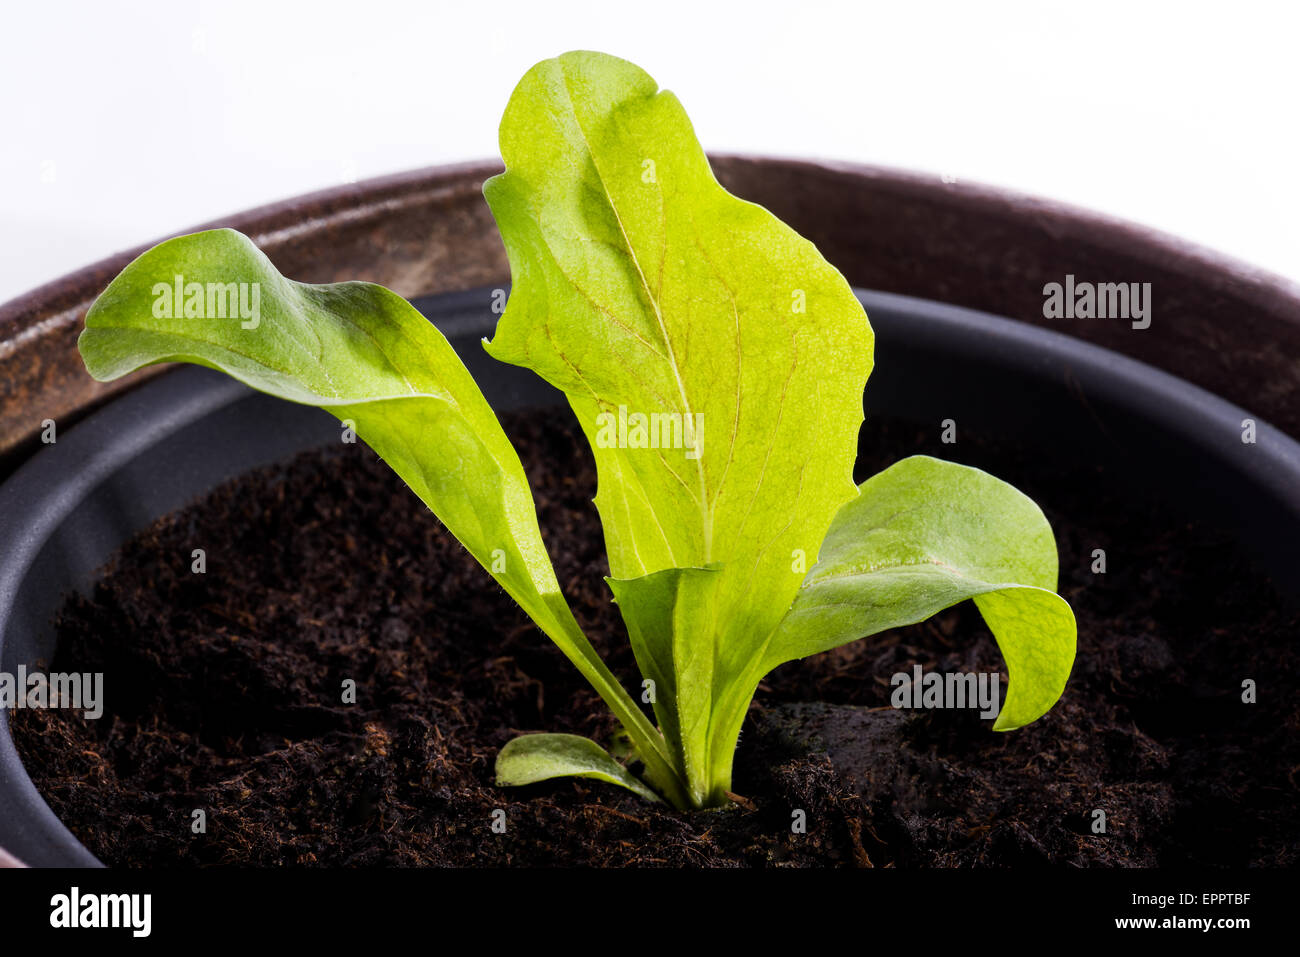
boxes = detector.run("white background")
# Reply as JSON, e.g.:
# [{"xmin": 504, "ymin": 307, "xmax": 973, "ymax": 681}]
[{"xmin": 2, "ymin": 0, "xmax": 1296, "ymax": 304}]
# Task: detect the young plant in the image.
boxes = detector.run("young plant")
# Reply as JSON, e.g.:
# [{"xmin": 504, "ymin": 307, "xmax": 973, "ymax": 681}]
[{"xmin": 77, "ymin": 51, "xmax": 1076, "ymax": 810}]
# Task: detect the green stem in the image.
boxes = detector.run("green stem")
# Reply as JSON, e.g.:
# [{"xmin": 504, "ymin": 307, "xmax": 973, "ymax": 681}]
[{"xmin": 698, "ymin": 672, "xmax": 766, "ymax": 808}]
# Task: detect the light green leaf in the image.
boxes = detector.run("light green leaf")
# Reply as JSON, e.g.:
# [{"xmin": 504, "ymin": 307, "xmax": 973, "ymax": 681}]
[
  {"xmin": 483, "ymin": 51, "xmax": 874, "ymax": 692},
  {"xmin": 77, "ymin": 227, "xmax": 686, "ymax": 803},
  {"xmin": 496, "ymin": 733, "xmax": 662, "ymax": 803},
  {"xmin": 764, "ymin": 455, "xmax": 1077, "ymax": 730}
]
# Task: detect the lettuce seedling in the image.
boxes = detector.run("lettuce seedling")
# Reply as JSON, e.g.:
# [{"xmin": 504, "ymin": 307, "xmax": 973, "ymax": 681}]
[{"xmin": 77, "ymin": 51, "xmax": 1075, "ymax": 810}]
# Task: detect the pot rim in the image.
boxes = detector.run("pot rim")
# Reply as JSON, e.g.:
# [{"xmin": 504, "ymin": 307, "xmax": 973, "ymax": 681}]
[
  {"xmin": 4, "ymin": 156, "xmax": 1300, "ymax": 466},
  {"xmin": 5, "ymin": 156, "xmax": 1298, "ymax": 327}
]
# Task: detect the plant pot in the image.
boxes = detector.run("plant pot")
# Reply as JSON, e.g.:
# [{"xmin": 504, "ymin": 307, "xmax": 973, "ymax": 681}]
[{"xmin": 2, "ymin": 286, "xmax": 1297, "ymax": 867}]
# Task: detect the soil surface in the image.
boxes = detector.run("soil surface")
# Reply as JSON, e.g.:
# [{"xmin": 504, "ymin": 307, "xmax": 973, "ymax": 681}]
[{"xmin": 11, "ymin": 408, "xmax": 1299, "ymax": 866}]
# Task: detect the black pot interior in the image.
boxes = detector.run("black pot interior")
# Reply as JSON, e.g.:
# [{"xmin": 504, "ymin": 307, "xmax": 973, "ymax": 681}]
[{"xmin": 1, "ymin": 286, "xmax": 1298, "ymax": 866}]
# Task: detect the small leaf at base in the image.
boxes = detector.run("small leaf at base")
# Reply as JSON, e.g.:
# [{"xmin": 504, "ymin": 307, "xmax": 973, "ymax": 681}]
[{"xmin": 495, "ymin": 733, "xmax": 662, "ymax": 803}]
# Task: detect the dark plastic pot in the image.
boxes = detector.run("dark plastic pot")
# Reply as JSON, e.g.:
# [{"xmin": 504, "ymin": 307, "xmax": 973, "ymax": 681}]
[{"xmin": 1, "ymin": 287, "xmax": 1298, "ymax": 867}]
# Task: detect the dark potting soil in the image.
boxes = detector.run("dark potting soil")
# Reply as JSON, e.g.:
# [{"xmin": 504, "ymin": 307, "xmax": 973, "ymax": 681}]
[{"xmin": 10, "ymin": 406, "xmax": 1299, "ymax": 867}]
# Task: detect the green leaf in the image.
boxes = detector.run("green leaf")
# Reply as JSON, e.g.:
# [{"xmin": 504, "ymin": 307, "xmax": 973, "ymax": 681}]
[
  {"xmin": 484, "ymin": 50, "xmax": 873, "ymax": 801},
  {"xmin": 77, "ymin": 227, "xmax": 687, "ymax": 804},
  {"xmin": 484, "ymin": 50, "xmax": 871, "ymax": 672},
  {"xmin": 765, "ymin": 455, "xmax": 1077, "ymax": 730},
  {"xmin": 496, "ymin": 733, "xmax": 662, "ymax": 803}
]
